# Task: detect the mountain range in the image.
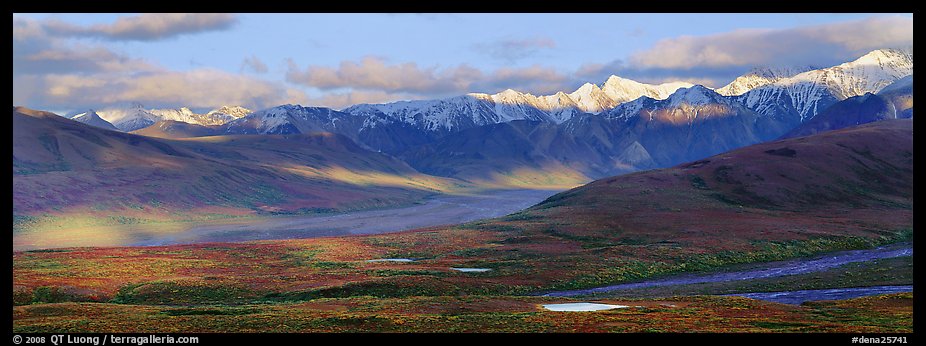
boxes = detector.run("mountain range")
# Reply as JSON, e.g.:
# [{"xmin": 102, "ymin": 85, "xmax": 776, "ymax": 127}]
[
  {"xmin": 73, "ymin": 103, "xmax": 253, "ymax": 132},
  {"xmin": 46, "ymin": 48, "xmax": 914, "ymax": 188}
]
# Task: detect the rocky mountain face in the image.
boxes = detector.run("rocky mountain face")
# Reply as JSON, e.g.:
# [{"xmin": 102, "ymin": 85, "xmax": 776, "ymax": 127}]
[{"xmin": 734, "ymin": 48, "xmax": 913, "ymax": 123}]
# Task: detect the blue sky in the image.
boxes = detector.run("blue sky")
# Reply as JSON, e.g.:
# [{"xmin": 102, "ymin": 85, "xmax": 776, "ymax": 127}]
[{"xmin": 12, "ymin": 13, "xmax": 913, "ymax": 113}]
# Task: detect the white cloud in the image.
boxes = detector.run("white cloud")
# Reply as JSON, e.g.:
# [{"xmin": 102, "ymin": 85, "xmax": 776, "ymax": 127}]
[
  {"xmin": 13, "ymin": 15, "xmax": 304, "ymax": 112},
  {"xmin": 43, "ymin": 13, "xmax": 238, "ymax": 41},
  {"xmin": 574, "ymin": 15, "xmax": 913, "ymax": 88},
  {"xmin": 629, "ymin": 15, "xmax": 913, "ymax": 70},
  {"xmin": 17, "ymin": 43, "xmax": 158, "ymax": 75},
  {"xmin": 28, "ymin": 69, "xmax": 308, "ymax": 111},
  {"xmin": 285, "ymin": 56, "xmax": 482, "ymax": 94},
  {"xmin": 286, "ymin": 56, "xmax": 573, "ymax": 98}
]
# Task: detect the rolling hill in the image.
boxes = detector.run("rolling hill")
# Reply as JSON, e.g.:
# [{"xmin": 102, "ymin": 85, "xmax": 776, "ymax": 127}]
[
  {"xmin": 13, "ymin": 107, "xmax": 465, "ymax": 229},
  {"xmin": 512, "ymin": 118, "xmax": 913, "ymax": 253}
]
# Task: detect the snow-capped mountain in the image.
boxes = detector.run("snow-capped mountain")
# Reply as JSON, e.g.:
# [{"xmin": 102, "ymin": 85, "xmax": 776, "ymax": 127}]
[
  {"xmin": 603, "ymin": 85, "xmax": 762, "ymax": 130},
  {"xmin": 224, "ymin": 104, "xmax": 357, "ymax": 135},
  {"xmin": 342, "ymin": 75, "xmax": 693, "ymax": 135},
  {"xmin": 471, "ymin": 90, "xmax": 558, "ymax": 123},
  {"xmin": 354, "ymin": 48, "xmax": 910, "ymax": 134},
  {"xmin": 225, "ymin": 49, "xmax": 911, "ymax": 167},
  {"xmin": 70, "ymin": 109, "xmax": 118, "ymax": 131},
  {"xmin": 95, "ymin": 103, "xmax": 160, "ymax": 132},
  {"xmin": 149, "ymin": 107, "xmax": 200, "ymax": 124},
  {"xmin": 604, "ymin": 85, "xmax": 743, "ymax": 121},
  {"xmin": 30, "ymin": 48, "xmax": 916, "ymax": 190},
  {"xmin": 736, "ymin": 48, "xmax": 913, "ymax": 122},
  {"xmin": 599, "ymin": 85, "xmax": 780, "ymax": 167},
  {"xmin": 347, "ymin": 93, "xmax": 542, "ymax": 134},
  {"xmin": 224, "ymin": 104, "xmax": 438, "ymax": 155},
  {"xmin": 715, "ymin": 66, "xmax": 817, "ymax": 96},
  {"xmin": 536, "ymin": 92, "xmax": 583, "ymax": 123},
  {"xmin": 405, "ymin": 85, "xmax": 772, "ymax": 183},
  {"xmin": 590, "ymin": 76, "xmax": 693, "ymax": 112},
  {"xmin": 773, "ymin": 71, "xmax": 914, "ymax": 140},
  {"xmin": 94, "ymin": 104, "xmax": 252, "ymax": 131},
  {"xmin": 148, "ymin": 105, "xmax": 252, "ymax": 127},
  {"xmin": 203, "ymin": 106, "xmax": 253, "ymax": 125}
]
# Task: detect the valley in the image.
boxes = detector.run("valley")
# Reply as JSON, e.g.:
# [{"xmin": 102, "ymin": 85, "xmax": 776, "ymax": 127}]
[
  {"xmin": 14, "ymin": 189, "xmax": 561, "ymax": 251},
  {"xmin": 541, "ymin": 243, "xmax": 913, "ymax": 298}
]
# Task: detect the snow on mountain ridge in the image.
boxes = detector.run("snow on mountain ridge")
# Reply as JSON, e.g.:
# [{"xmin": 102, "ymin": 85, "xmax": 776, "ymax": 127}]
[
  {"xmin": 207, "ymin": 106, "xmax": 252, "ymax": 119},
  {"xmin": 600, "ymin": 76, "xmax": 694, "ymax": 105},
  {"xmin": 666, "ymin": 85, "xmax": 725, "ymax": 107},
  {"xmin": 70, "ymin": 109, "xmax": 119, "ymax": 131},
  {"xmin": 716, "ymin": 66, "xmax": 818, "ymax": 96},
  {"xmin": 92, "ymin": 104, "xmax": 252, "ymax": 131},
  {"xmin": 605, "ymin": 85, "xmax": 738, "ymax": 121},
  {"xmin": 340, "ymin": 75, "xmax": 696, "ymax": 132},
  {"xmin": 737, "ymin": 48, "xmax": 913, "ymax": 122}
]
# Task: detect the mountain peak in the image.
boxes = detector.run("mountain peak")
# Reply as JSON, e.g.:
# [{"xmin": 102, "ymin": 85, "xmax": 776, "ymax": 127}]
[
  {"xmin": 490, "ymin": 88, "xmax": 532, "ymax": 102},
  {"xmin": 603, "ymin": 75, "xmax": 629, "ymax": 86},
  {"xmin": 207, "ymin": 105, "xmax": 252, "ymax": 118},
  {"xmin": 574, "ymin": 82, "xmax": 602, "ymax": 94},
  {"xmin": 598, "ymin": 75, "xmax": 694, "ymax": 103},
  {"xmin": 667, "ymin": 85, "xmax": 723, "ymax": 107},
  {"xmin": 716, "ymin": 65, "xmax": 816, "ymax": 96},
  {"xmin": 71, "ymin": 109, "xmax": 118, "ymax": 130},
  {"xmin": 72, "ymin": 109, "xmax": 99, "ymax": 119},
  {"xmin": 850, "ymin": 48, "xmax": 913, "ymax": 67}
]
